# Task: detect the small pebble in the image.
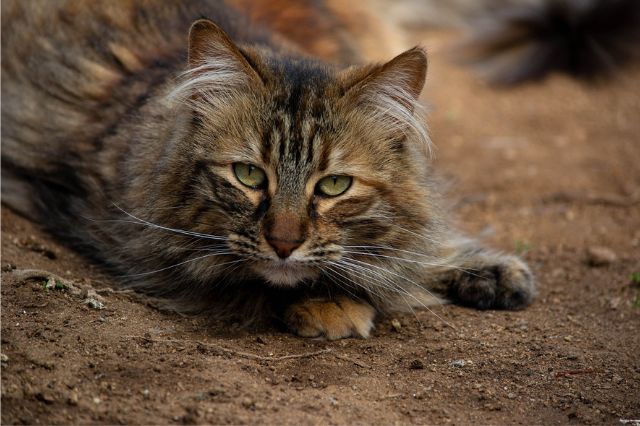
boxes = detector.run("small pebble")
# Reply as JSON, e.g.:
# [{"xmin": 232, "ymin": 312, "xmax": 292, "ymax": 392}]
[
  {"xmin": 1, "ymin": 263, "xmax": 16, "ymax": 272},
  {"xmin": 241, "ymin": 397, "xmax": 255, "ymax": 409},
  {"xmin": 84, "ymin": 298, "xmax": 104, "ymax": 310},
  {"xmin": 45, "ymin": 277, "xmax": 56, "ymax": 290},
  {"xmin": 391, "ymin": 319, "xmax": 402, "ymax": 332},
  {"xmin": 451, "ymin": 360, "xmax": 466, "ymax": 368},
  {"xmin": 586, "ymin": 246, "xmax": 617, "ymax": 267},
  {"xmin": 36, "ymin": 392, "xmax": 55, "ymax": 404}
]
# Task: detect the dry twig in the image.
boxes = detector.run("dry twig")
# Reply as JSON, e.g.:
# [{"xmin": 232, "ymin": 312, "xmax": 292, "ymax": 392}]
[
  {"xmin": 126, "ymin": 335, "xmax": 332, "ymax": 361},
  {"xmin": 334, "ymin": 353, "xmax": 371, "ymax": 369}
]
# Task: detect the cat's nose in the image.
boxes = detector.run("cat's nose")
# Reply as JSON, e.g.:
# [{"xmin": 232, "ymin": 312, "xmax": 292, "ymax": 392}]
[
  {"xmin": 266, "ymin": 236, "xmax": 303, "ymax": 259},
  {"xmin": 264, "ymin": 208, "xmax": 307, "ymax": 258}
]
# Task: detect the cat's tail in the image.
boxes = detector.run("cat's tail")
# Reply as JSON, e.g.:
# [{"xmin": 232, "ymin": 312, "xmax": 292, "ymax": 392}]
[{"xmin": 453, "ymin": 0, "xmax": 640, "ymax": 85}]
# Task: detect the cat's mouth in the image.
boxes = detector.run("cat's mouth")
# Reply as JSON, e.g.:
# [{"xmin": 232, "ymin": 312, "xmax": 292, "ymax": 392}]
[{"xmin": 255, "ymin": 260, "xmax": 318, "ymax": 287}]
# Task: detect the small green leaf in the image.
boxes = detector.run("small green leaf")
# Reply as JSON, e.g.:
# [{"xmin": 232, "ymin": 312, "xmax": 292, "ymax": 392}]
[{"xmin": 515, "ymin": 240, "xmax": 531, "ymax": 255}]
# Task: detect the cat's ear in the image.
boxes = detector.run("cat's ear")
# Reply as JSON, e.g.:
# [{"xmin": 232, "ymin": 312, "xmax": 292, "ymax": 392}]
[
  {"xmin": 169, "ymin": 19, "xmax": 262, "ymax": 105},
  {"xmin": 187, "ymin": 19, "xmax": 262, "ymax": 85},
  {"xmin": 338, "ymin": 47, "xmax": 429, "ymax": 146},
  {"xmin": 340, "ymin": 46, "xmax": 427, "ymax": 109}
]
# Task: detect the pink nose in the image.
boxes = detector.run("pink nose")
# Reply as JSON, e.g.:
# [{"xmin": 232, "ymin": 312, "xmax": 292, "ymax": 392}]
[{"xmin": 266, "ymin": 237, "xmax": 303, "ymax": 259}]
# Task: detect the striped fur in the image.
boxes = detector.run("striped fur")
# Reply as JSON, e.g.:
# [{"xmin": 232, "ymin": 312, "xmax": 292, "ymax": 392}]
[{"xmin": 1, "ymin": 0, "xmax": 536, "ymax": 337}]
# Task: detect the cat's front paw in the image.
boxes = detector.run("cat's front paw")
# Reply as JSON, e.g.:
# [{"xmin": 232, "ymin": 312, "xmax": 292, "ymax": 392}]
[
  {"xmin": 450, "ymin": 255, "xmax": 536, "ymax": 310},
  {"xmin": 284, "ymin": 296, "xmax": 375, "ymax": 340}
]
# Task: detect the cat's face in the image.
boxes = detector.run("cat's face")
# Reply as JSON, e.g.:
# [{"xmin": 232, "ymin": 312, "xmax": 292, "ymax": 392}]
[{"xmin": 166, "ymin": 20, "xmax": 431, "ymax": 287}]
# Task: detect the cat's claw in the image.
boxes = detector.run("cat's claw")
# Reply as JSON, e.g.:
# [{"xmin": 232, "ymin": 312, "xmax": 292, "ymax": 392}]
[{"xmin": 284, "ymin": 297, "xmax": 375, "ymax": 340}]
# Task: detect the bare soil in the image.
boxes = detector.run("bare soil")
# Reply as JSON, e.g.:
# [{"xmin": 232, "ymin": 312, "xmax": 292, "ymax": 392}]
[{"xmin": 2, "ymin": 30, "xmax": 639, "ymax": 425}]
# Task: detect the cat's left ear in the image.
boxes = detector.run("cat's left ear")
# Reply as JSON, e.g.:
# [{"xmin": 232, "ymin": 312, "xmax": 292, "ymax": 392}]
[
  {"xmin": 338, "ymin": 47, "xmax": 429, "ymax": 146},
  {"xmin": 339, "ymin": 47, "xmax": 427, "ymax": 109}
]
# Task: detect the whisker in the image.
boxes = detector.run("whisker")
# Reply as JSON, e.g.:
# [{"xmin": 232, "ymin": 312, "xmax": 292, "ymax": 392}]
[
  {"xmin": 341, "ymin": 246, "xmax": 484, "ymax": 278},
  {"xmin": 326, "ymin": 262, "xmax": 392, "ymax": 300},
  {"xmin": 341, "ymin": 250, "xmax": 468, "ymax": 270},
  {"xmin": 102, "ymin": 203, "xmax": 228, "ymax": 241},
  {"xmin": 322, "ymin": 266, "xmax": 364, "ymax": 301},
  {"xmin": 331, "ymin": 260, "xmax": 420, "ymax": 310},
  {"xmin": 339, "ymin": 257, "xmax": 456, "ymax": 330},
  {"xmin": 120, "ymin": 253, "xmax": 239, "ymax": 278}
]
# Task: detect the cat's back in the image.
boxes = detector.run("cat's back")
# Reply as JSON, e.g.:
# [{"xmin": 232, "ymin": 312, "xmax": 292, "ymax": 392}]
[
  {"xmin": 1, "ymin": 0, "xmax": 246, "ymax": 152},
  {"xmin": 1, "ymin": 0, "xmax": 400, "ymax": 154},
  {"xmin": 1, "ymin": 0, "xmax": 402, "ymax": 219}
]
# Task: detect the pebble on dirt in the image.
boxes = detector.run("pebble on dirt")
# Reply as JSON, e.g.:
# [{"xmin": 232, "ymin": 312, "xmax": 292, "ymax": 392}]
[
  {"xmin": 586, "ymin": 246, "xmax": 617, "ymax": 267},
  {"xmin": 391, "ymin": 319, "xmax": 402, "ymax": 332},
  {"xmin": 67, "ymin": 392, "xmax": 79, "ymax": 406},
  {"xmin": 241, "ymin": 397, "xmax": 255, "ymax": 409},
  {"xmin": 1, "ymin": 263, "xmax": 16, "ymax": 272},
  {"xmin": 84, "ymin": 298, "xmax": 105, "ymax": 310},
  {"xmin": 83, "ymin": 289, "xmax": 105, "ymax": 309},
  {"xmin": 451, "ymin": 360, "xmax": 466, "ymax": 368}
]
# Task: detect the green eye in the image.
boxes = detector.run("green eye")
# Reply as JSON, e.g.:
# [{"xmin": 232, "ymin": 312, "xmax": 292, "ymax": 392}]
[
  {"xmin": 233, "ymin": 163, "xmax": 267, "ymax": 189},
  {"xmin": 316, "ymin": 175, "xmax": 352, "ymax": 197}
]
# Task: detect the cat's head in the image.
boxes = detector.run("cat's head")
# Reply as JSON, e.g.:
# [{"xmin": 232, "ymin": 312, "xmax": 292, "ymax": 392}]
[{"xmin": 164, "ymin": 20, "xmax": 434, "ymax": 287}]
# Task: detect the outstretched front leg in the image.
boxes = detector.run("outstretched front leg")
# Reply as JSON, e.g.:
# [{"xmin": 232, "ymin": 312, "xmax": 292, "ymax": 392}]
[{"xmin": 431, "ymin": 237, "xmax": 537, "ymax": 310}]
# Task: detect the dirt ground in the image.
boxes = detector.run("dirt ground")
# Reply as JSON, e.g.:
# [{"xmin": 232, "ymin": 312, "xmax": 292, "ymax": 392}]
[{"xmin": 2, "ymin": 28, "xmax": 640, "ymax": 425}]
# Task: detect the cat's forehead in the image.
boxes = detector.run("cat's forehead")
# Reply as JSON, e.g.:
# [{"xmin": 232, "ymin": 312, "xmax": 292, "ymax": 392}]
[
  {"xmin": 262, "ymin": 98, "xmax": 331, "ymax": 188},
  {"xmin": 259, "ymin": 60, "xmax": 343, "ymax": 182}
]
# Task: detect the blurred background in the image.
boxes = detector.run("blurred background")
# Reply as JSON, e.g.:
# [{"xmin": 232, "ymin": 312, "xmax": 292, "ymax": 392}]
[{"xmin": 376, "ymin": 0, "xmax": 640, "ymax": 257}]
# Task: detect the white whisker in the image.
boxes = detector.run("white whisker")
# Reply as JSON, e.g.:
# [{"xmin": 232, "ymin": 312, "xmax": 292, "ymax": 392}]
[
  {"xmin": 106, "ymin": 203, "xmax": 228, "ymax": 241},
  {"xmin": 121, "ymin": 253, "xmax": 240, "ymax": 278},
  {"xmin": 339, "ymin": 257, "xmax": 456, "ymax": 330}
]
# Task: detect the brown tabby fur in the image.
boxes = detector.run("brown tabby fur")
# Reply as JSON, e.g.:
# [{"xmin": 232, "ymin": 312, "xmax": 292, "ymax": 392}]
[{"xmin": 1, "ymin": 0, "xmax": 536, "ymax": 339}]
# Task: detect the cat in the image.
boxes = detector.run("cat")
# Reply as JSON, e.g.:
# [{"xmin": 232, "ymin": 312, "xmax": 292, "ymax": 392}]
[{"xmin": 1, "ymin": 0, "xmax": 536, "ymax": 339}]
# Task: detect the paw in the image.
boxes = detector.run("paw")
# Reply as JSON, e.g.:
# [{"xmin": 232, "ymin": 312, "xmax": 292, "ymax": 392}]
[
  {"xmin": 284, "ymin": 296, "xmax": 376, "ymax": 340},
  {"xmin": 450, "ymin": 255, "xmax": 536, "ymax": 310}
]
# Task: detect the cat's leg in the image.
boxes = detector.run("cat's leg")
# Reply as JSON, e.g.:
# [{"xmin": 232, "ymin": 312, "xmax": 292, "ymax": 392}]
[
  {"xmin": 284, "ymin": 296, "xmax": 376, "ymax": 340},
  {"xmin": 431, "ymin": 236, "xmax": 536, "ymax": 310}
]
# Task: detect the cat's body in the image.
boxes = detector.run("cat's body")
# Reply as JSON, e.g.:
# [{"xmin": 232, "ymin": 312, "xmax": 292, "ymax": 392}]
[{"xmin": 1, "ymin": 0, "xmax": 535, "ymax": 339}]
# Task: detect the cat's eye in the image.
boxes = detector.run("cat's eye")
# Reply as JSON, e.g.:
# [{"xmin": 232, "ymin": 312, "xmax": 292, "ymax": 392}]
[
  {"xmin": 315, "ymin": 175, "xmax": 352, "ymax": 197},
  {"xmin": 233, "ymin": 163, "xmax": 267, "ymax": 189}
]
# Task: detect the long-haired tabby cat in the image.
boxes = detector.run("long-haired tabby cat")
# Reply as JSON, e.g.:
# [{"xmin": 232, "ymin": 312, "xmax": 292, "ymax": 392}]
[{"xmin": 1, "ymin": 0, "xmax": 535, "ymax": 339}]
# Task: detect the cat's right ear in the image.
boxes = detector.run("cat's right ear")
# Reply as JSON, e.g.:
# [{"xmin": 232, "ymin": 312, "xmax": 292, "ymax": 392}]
[
  {"xmin": 187, "ymin": 19, "xmax": 260, "ymax": 84},
  {"xmin": 170, "ymin": 19, "xmax": 262, "ymax": 103}
]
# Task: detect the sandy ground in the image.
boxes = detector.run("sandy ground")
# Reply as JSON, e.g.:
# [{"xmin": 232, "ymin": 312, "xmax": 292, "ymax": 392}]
[{"xmin": 2, "ymin": 29, "xmax": 640, "ymax": 424}]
